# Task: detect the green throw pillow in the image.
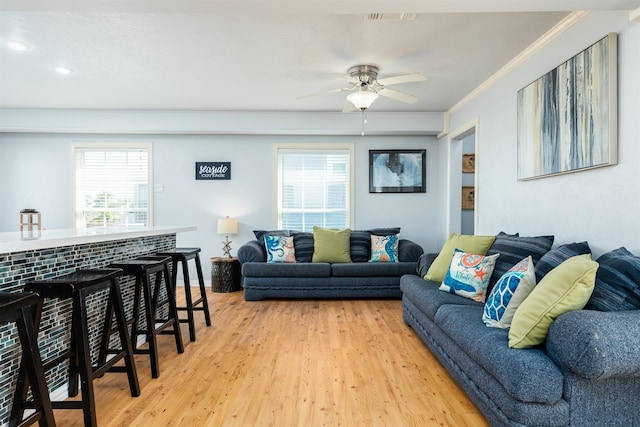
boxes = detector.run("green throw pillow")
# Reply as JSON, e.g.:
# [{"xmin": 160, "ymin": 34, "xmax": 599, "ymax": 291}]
[
  {"xmin": 312, "ymin": 226, "xmax": 352, "ymax": 263},
  {"xmin": 509, "ymin": 254, "xmax": 598, "ymax": 349},
  {"xmin": 425, "ymin": 233, "xmax": 496, "ymax": 283}
]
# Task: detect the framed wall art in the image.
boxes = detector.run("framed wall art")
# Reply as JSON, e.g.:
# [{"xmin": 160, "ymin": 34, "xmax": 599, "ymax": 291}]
[
  {"xmin": 461, "ymin": 187, "xmax": 475, "ymax": 210},
  {"xmin": 369, "ymin": 149, "xmax": 426, "ymax": 193},
  {"xmin": 517, "ymin": 33, "xmax": 617, "ymax": 180},
  {"xmin": 195, "ymin": 162, "xmax": 231, "ymax": 180},
  {"xmin": 462, "ymin": 154, "xmax": 475, "ymax": 173}
]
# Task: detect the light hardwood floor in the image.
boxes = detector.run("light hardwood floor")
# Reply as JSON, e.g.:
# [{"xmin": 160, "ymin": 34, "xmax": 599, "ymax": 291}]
[{"xmin": 52, "ymin": 289, "xmax": 489, "ymax": 426}]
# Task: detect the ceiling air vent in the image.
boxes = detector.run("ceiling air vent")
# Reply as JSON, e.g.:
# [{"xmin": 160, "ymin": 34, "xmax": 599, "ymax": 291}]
[{"xmin": 364, "ymin": 13, "xmax": 417, "ymax": 21}]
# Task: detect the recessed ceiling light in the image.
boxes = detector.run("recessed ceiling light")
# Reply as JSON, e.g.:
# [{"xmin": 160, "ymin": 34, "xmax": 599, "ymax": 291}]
[
  {"xmin": 6, "ymin": 40, "xmax": 30, "ymax": 51},
  {"xmin": 55, "ymin": 66, "xmax": 73, "ymax": 75}
]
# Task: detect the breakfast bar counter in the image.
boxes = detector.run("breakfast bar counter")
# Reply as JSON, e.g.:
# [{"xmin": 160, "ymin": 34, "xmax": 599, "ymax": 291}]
[{"xmin": 0, "ymin": 225, "xmax": 196, "ymax": 425}]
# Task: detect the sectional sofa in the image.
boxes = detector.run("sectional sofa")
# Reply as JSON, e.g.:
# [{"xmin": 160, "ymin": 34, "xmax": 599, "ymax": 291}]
[
  {"xmin": 237, "ymin": 228, "xmax": 424, "ymax": 300},
  {"xmin": 401, "ymin": 232, "xmax": 640, "ymax": 426}
]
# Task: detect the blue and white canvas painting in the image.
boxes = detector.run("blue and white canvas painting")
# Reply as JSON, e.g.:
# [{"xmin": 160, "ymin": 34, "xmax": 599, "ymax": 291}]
[{"xmin": 517, "ymin": 34, "xmax": 617, "ymax": 180}]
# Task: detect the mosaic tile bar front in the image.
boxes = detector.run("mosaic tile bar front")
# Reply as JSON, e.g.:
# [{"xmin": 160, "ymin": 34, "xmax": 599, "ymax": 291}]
[{"xmin": 0, "ymin": 233, "xmax": 176, "ymax": 425}]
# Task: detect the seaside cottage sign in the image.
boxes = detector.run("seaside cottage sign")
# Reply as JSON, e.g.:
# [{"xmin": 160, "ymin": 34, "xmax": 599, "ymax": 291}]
[{"xmin": 195, "ymin": 162, "xmax": 231, "ymax": 180}]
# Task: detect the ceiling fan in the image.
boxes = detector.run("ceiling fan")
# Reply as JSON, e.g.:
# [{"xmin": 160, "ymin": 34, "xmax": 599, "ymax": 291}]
[{"xmin": 300, "ymin": 64, "xmax": 427, "ymax": 112}]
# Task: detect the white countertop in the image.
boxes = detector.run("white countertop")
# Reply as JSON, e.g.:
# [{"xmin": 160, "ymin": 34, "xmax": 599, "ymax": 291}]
[{"xmin": 0, "ymin": 226, "xmax": 196, "ymax": 254}]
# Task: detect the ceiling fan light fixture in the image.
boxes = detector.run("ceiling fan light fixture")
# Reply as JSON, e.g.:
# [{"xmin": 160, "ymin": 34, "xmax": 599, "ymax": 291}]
[{"xmin": 347, "ymin": 88, "xmax": 379, "ymax": 110}]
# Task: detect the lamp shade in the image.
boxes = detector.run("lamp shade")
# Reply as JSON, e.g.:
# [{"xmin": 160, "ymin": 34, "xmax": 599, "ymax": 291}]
[
  {"xmin": 347, "ymin": 88, "xmax": 379, "ymax": 110},
  {"xmin": 217, "ymin": 217, "xmax": 238, "ymax": 234}
]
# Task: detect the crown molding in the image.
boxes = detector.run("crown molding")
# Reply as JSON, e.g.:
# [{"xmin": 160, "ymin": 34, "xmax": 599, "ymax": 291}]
[{"xmin": 446, "ymin": 10, "xmax": 590, "ymax": 120}]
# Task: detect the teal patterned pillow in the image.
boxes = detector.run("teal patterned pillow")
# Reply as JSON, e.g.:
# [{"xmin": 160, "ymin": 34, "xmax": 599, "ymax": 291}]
[
  {"xmin": 264, "ymin": 235, "xmax": 296, "ymax": 263},
  {"xmin": 483, "ymin": 256, "xmax": 536, "ymax": 328},
  {"xmin": 369, "ymin": 234, "xmax": 399, "ymax": 262},
  {"xmin": 439, "ymin": 249, "xmax": 499, "ymax": 302}
]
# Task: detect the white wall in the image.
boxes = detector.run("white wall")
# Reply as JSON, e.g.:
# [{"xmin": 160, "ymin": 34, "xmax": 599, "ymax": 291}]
[
  {"xmin": 0, "ymin": 133, "xmax": 443, "ymax": 262},
  {"xmin": 447, "ymin": 11, "xmax": 640, "ymax": 257}
]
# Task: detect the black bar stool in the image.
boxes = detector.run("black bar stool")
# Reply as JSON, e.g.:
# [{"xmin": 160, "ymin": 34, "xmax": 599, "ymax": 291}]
[
  {"xmin": 156, "ymin": 248, "xmax": 211, "ymax": 341},
  {"xmin": 106, "ymin": 256, "xmax": 184, "ymax": 378},
  {"xmin": 1, "ymin": 292, "xmax": 56, "ymax": 427},
  {"xmin": 17, "ymin": 269, "xmax": 140, "ymax": 427}
]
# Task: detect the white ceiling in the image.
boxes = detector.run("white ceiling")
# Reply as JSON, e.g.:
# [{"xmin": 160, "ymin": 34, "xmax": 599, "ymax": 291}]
[{"xmin": 0, "ymin": 0, "xmax": 638, "ymax": 113}]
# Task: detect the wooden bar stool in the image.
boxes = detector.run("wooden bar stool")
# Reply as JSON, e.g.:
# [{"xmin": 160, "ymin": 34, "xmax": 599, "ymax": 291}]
[
  {"xmin": 106, "ymin": 256, "xmax": 184, "ymax": 378},
  {"xmin": 1, "ymin": 292, "xmax": 56, "ymax": 427},
  {"xmin": 156, "ymin": 248, "xmax": 211, "ymax": 341},
  {"xmin": 17, "ymin": 269, "xmax": 140, "ymax": 427}
]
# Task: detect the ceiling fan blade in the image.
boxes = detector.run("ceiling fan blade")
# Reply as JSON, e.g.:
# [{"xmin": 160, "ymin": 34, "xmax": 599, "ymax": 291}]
[
  {"xmin": 342, "ymin": 101, "xmax": 357, "ymax": 113},
  {"xmin": 297, "ymin": 86, "xmax": 354, "ymax": 100},
  {"xmin": 378, "ymin": 88, "xmax": 419, "ymax": 104},
  {"xmin": 377, "ymin": 73, "xmax": 426, "ymax": 86}
]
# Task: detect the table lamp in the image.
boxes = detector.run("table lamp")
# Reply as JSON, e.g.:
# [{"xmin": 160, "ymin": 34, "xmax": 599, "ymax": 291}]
[{"xmin": 217, "ymin": 216, "xmax": 238, "ymax": 258}]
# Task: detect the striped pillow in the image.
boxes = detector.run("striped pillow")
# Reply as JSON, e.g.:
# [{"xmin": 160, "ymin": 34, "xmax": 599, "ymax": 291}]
[
  {"xmin": 535, "ymin": 241, "xmax": 591, "ymax": 282},
  {"xmin": 486, "ymin": 232, "xmax": 554, "ymax": 291},
  {"xmin": 350, "ymin": 230, "xmax": 372, "ymax": 262},
  {"xmin": 585, "ymin": 247, "xmax": 640, "ymax": 311},
  {"xmin": 291, "ymin": 232, "xmax": 314, "ymax": 262}
]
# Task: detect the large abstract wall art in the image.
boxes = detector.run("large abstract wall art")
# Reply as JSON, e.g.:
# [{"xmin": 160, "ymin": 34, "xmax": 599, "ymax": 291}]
[{"xmin": 517, "ymin": 33, "xmax": 617, "ymax": 180}]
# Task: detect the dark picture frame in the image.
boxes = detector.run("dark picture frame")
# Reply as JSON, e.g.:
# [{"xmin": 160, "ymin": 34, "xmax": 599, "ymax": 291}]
[{"xmin": 369, "ymin": 149, "xmax": 426, "ymax": 193}]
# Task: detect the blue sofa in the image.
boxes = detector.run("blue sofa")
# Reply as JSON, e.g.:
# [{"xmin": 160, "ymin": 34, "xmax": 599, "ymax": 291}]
[
  {"xmin": 401, "ymin": 236, "xmax": 640, "ymax": 427},
  {"xmin": 237, "ymin": 229, "xmax": 424, "ymax": 301}
]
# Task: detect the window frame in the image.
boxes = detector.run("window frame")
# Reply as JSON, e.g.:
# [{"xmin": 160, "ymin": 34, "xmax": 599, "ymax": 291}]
[
  {"xmin": 273, "ymin": 143, "xmax": 354, "ymax": 231},
  {"xmin": 72, "ymin": 142, "xmax": 154, "ymax": 228}
]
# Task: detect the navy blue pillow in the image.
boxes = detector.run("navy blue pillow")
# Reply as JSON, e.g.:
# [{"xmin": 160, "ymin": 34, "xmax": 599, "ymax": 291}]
[
  {"xmin": 534, "ymin": 241, "xmax": 591, "ymax": 282},
  {"xmin": 486, "ymin": 232, "xmax": 554, "ymax": 290},
  {"xmin": 291, "ymin": 231, "xmax": 314, "ymax": 262},
  {"xmin": 253, "ymin": 229, "xmax": 289, "ymax": 246},
  {"xmin": 350, "ymin": 230, "xmax": 372, "ymax": 262},
  {"xmin": 586, "ymin": 247, "xmax": 640, "ymax": 311},
  {"xmin": 368, "ymin": 227, "xmax": 400, "ymax": 236}
]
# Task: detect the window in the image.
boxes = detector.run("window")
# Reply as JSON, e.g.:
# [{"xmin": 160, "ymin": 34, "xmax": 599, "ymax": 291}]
[
  {"xmin": 74, "ymin": 143, "xmax": 152, "ymax": 228},
  {"xmin": 275, "ymin": 144, "xmax": 353, "ymax": 232}
]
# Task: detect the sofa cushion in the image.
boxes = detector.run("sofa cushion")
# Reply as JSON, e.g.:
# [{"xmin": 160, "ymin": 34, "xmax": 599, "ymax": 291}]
[
  {"xmin": 253, "ymin": 229, "xmax": 290, "ymax": 245},
  {"xmin": 291, "ymin": 232, "xmax": 314, "ymax": 262},
  {"xmin": 486, "ymin": 232, "xmax": 554, "ymax": 290},
  {"xmin": 439, "ymin": 250, "xmax": 499, "ymax": 302},
  {"xmin": 370, "ymin": 234, "xmax": 399, "ymax": 262},
  {"xmin": 368, "ymin": 227, "xmax": 401, "ymax": 236},
  {"xmin": 434, "ymin": 304, "xmax": 564, "ymax": 404},
  {"xmin": 509, "ymin": 255, "xmax": 598, "ymax": 349},
  {"xmin": 398, "ymin": 239, "xmax": 424, "ymax": 263},
  {"xmin": 483, "ymin": 256, "xmax": 536, "ymax": 328},
  {"xmin": 332, "ymin": 262, "xmax": 417, "ymax": 277},
  {"xmin": 400, "ymin": 274, "xmax": 480, "ymax": 321},
  {"xmin": 242, "ymin": 261, "xmax": 331, "ymax": 278},
  {"xmin": 312, "ymin": 226, "xmax": 352, "ymax": 263},
  {"xmin": 264, "ymin": 235, "xmax": 296, "ymax": 263},
  {"xmin": 585, "ymin": 247, "xmax": 640, "ymax": 311},
  {"xmin": 425, "ymin": 233, "xmax": 496, "ymax": 283},
  {"xmin": 350, "ymin": 230, "xmax": 372, "ymax": 262},
  {"xmin": 535, "ymin": 241, "xmax": 592, "ymax": 282}
]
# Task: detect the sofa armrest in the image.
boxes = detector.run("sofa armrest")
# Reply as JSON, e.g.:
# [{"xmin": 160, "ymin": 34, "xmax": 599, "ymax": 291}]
[
  {"xmin": 546, "ymin": 309, "xmax": 640, "ymax": 380},
  {"xmin": 237, "ymin": 240, "xmax": 267, "ymax": 263},
  {"xmin": 416, "ymin": 253, "xmax": 438, "ymax": 277},
  {"xmin": 398, "ymin": 239, "xmax": 424, "ymax": 262}
]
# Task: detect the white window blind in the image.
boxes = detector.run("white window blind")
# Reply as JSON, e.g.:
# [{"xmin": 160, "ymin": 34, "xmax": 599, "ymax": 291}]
[
  {"xmin": 276, "ymin": 145, "xmax": 353, "ymax": 232},
  {"xmin": 74, "ymin": 144, "xmax": 151, "ymax": 228}
]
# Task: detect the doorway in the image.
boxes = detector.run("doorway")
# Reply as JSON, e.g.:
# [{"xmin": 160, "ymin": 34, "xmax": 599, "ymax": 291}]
[{"xmin": 449, "ymin": 120, "xmax": 478, "ymax": 235}]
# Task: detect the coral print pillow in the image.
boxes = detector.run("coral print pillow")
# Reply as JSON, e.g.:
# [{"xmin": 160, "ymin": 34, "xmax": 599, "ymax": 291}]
[
  {"xmin": 370, "ymin": 234, "xmax": 399, "ymax": 262},
  {"xmin": 264, "ymin": 235, "xmax": 296, "ymax": 263},
  {"xmin": 439, "ymin": 249, "xmax": 499, "ymax": 302}
]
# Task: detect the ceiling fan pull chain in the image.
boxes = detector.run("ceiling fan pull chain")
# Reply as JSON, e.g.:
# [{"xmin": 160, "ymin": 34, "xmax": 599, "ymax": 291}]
[{"xmin": 361, "ymin": 109, "xmax": 366, "ymax": 136}]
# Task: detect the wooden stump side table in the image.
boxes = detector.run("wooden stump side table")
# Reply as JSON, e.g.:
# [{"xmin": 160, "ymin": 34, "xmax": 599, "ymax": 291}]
[{"xmin": 211, "ymin": 257, "xmax": 242, "ymax": 292}]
